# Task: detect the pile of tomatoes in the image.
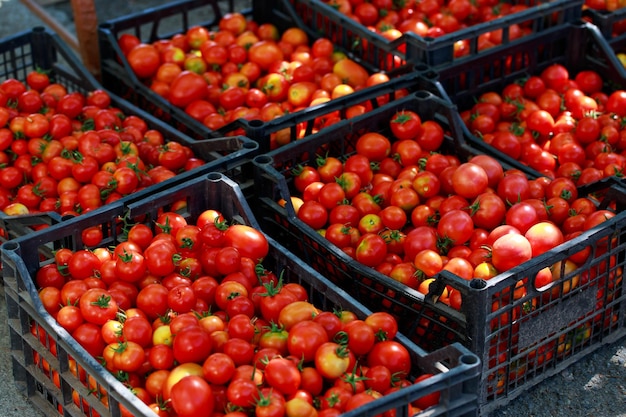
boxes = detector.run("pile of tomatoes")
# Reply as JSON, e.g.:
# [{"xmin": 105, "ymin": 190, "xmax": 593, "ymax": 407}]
[
  {"xmin": 460, "ymin": 64, "xmax": 626, "ymax": 182},
  {"xmin": 35, "ymin": 209, "xmax": 441, "ymax": 417},
  {"xmin": 0, "ymin": 72, "xmax": 204, "ymax": 218},
  {"xmin": 318, "ymin": 0, "xmax": 539, "ymax": 58},
  {"xmin": 288, "ymin": 106, "xmax": 618, "ymax": 313},
  {"xmin": 118, "ymin": 12, "xmax": 395, "ymax": 149}
]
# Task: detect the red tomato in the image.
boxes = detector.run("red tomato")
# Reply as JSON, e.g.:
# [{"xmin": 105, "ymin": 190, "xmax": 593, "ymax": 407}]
[
  {"xmin": 356, "ymin": 132, "xmax": 391, "ymax": 161},
  {"xmin": 170, "ymin": 375, "xmax": 214, "ymax": 417},
  {"xmin": 127, "ymin": 43, "xmax": 161, "ymax": 78},
  {"xmin": 168, "ymin": 71, "xmax": 208, "ymax": 108},
  {"xmin": 79, "ymin": 288, "xmax": 118, "ymax": 326},
  {"xmin": 437, "ymin": 209, "xmax": 474, "ymax": 247},
  {"xmin": 355, "ymin": 233, "xmax": 388, "ymax": 267},
  {"xmin": 222, "ymin": 224, "xmax": 269, "ymax": 262},
  {"xmin": 367, "ymin": 340, "xmax": 411, "ymax": 378},
  {"xmin": 390, "ymin": 110, "xmax": 422, "ymax": 141},
  {"xmin": 287, "ymin": 320, "xmax": 329, "ymax": 362},
  {"xmin": 491, "ymin": 233, "xmax": 532, "ymax": 272},
  {"xmin": 525, "ymin": 221, "xmax": 564, "ymax": 257},
  {"xmin": 264, "ymin": 357, "xmax": 302, "ymax": 395}
]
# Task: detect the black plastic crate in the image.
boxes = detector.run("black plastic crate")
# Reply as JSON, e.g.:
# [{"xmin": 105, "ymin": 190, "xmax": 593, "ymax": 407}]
[
  {"xmin": 97, "ymin": 0, "xmax": 423, "ymax": 153},
  {"xmin": 1, "ymin": 172, "xmax": 480, "ymax": 417},
  {"xmin": 425, "ymin": 21, "xmax": 626, "ymax": 181},
  {"xmin": 294, "ymin": 0, "xmax": 582, "ymax": 68},
  {"xmin": 583, "ymin": 5, "xmax": 626, "ymax": 42},
  {"xmin": 252, "ymin": 90, "xmax": 626, "ymax": 415},
  {"xmin": 0, "ymin": 27, "xmax": 259, "ymax": 222},
  {"xmin": 0, "ymin": 212, "xmax": 61, "ymax": 244}
]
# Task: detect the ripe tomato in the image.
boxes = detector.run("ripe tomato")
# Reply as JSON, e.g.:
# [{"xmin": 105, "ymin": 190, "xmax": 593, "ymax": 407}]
[
  {"xmin": 222, "ymin": 224, "xmax": 269, "ymax": 262},
  {"xmin": 168, "ymin": 71, "xmax": 208, "ymax": 108},
  {"xmin": 491, "ymin": 233, "xmax": 532, "ymax": 272},
  {"xmin": 315, "ymin": 342, "xmax": 351, "ymax": 379},
  {"xmin": 355, "ymin": 233, "xmax": 388, "ymax": 267},
  {"xmin": 367, "ymin": 340, "xmax": 411, "ymax": 378},
  {"xmin": 525, "ymin": 221, "xmax": 564, "ymax": 257},
  {"xmin": 169, "ymin": 375, "xmax": 214, "ymax": 417},
  {"xmin": 79, "ymin": 288, "xmax": 119, "ymax": 326},
  {"xmin": 437, "ymin": 209, "xmax": 474, "ymax": 247},
  {"xmin": 390, "ymin": 110, "xmax": 422, "ymax": 140},
  {"xmin": 127, "ymin": 43, "xmax": 161, "ymax": 79},
  {"xmin": 264, "ymin": 357, "xmax": 302, "ymax": 395},
  {"xmin": 136, "ymin": 283, "xmax": 170, "ymax": 320},
  {"xmin": 355, "ymin": 132, "xmax": 392, "ymax": 162}
]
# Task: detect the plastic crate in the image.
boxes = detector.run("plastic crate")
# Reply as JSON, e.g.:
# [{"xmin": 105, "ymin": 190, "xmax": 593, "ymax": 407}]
[
  {"xmin": 1, "ymin": 172, "xmax": 480, "ymax": 417},
  {"xmin": 583, "ymin": 5, "xmax": 626, "ymax": 42},
  {"xmin": 0, "ymin": 212, "xmax": 62, "ymax": 243},
  {"xmin": 0, "ymin": 27, "xmax": 259, "ymax": 221},
  {"xmin": 294, "ymin": 0, "xmax": 583, "ymax": 68},
  {"xmin": 251, "ymin": 90, "xmax": 626, "ymax": 415},
  {"xmin": 424, "ymin": 21, "xmax": 626, "ymax": 181},
  {"xmin": 97, "ymin": 0, "xmax": 423, "ymax": 153}
]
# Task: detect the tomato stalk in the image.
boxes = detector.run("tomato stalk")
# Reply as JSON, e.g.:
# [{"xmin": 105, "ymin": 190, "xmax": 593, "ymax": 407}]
[{"xmin": 90, "ymin": 294, "xmax": 113, "ymax": 309}]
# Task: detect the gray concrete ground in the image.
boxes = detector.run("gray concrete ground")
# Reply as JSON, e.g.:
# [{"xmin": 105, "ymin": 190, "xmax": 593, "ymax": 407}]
[{"xmin": 0, "ymin": 1, "xmax": 624, "ymax": 417}]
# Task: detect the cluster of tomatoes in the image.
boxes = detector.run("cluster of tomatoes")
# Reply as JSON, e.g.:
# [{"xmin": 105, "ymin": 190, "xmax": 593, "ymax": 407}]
[
  {"xmin": 35, "ymin": 209, "xmax": 440, "ymax": 417},
  {"xmin": 119, "ymin": 12, "xmax": 391, "ymax": 149},
  {"xmin": 0, "ymin": 72, "xmax": 203, "ymax": 218},
  {"xmin": 461, "ymin": 64, "xmax": 626, "ymax": 182},
  {"xmin": 318, "ymin": 0, "xmax": 537, "ymax": 58},
  {"xmin": 288, "ymin": 108, "xmax": 618, "ymax": 313}
]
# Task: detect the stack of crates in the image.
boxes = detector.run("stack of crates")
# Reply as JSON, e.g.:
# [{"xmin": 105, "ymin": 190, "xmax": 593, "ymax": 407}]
[
  {"xmin": 251, "ymin": 88, "xmax": 626, "ymax": 415},
  {"xmin": 1, "ymin": 172, "xmax": 481, "ymax": 417}
]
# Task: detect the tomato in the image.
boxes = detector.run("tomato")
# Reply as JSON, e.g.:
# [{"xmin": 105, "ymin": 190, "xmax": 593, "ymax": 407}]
[
  {"xmin": 352, "ymin": 192, "xmax": 383, "ymax": 216},
  {"xmin": 169, "ymin": 375, "xmax": 214, "ymax": 417},
  {"xmin": 491, "ymin": 233, "xmax": 532, "ymax": 272},
  {"xmin": 298, "ymin": 200, "xmax": 329, "ymax": 230},
  {"xmin": 355, "ymin": 233, "xmax": 388, "ymax": 267},
  {"xmin": 283, "ymin": 321, "xmax": 328, "ymax": 363},
  {"xmin": 343, "ymin": 319, "xmax": 376, "ymax": 356},
  {"xmin": 172, "ymin": 325, "xmax": 212, "ymax": 364},
  {"xmin": 526, "ymin": 109, "xmax": 555, "ymax": 137},
  {"xmin": 315, "ymin": 342, "xmax": 351, "ymax": 379},
  {"xmin": 36, "ymin": 264, "xmax": 66, "ymax": 290},
  {"xmin": 497, "ymin": 173, "xmax": 530, "ymax": 203},
  {"xmin": 109, "ymin": 340, "xmax": 145, "ymax": 372},
  {"xmin": 540, "ymin": 64, "xmax": 569, "ymax": 93},
  {"xmin": 412, "ymin": 374, "xmax": 441, "ymax": 410},
  {"xmin": 56, "ymin": 305, "xmax": 84, "ymax": 333},
  {"xmin": 606, "ymin": 90, "xmax": 626, "ymax": 117},
  {"xmin": 545, "ymin": 177, "xmax": 578, "ymax": 204},
  {"xmin": 438, "ymin": 209, "xmax": 474, "ymax": 248},
  {"xmin": 505, "ymin": 201, "xmax": 539, "ymax": 234},
  {"xmin": 136, "ymin": 284, "xmax": 170, "ymax": 321},
  {"xmin": 278, "ymin": 300, "xmax": 319, "ymax": 331},
  {"xmin": 127, "ymin": 43, "xmax": 161, "ymax": 78},
  {"xmin": 144, "ymin": 239, "xmax": 178, "ymax": 276},
  {"xmin": 367, "ymin": 340, "xmax": 411, "ymax": 378},
  {"xmin": 390, "ymin": 110, "xmax": 422, "ymax": 141},
  {"xmin": 316, "ymin": 155, "xmax": 343, "ymax": 184},
  {"xmin": 222, "ymin": 224, "xmax": 269, "ymax": 262},
  {"xmin": 167, "ymin": 71, "xmax": 208, "ymax": 108},
  {"xmin": 263, "ymin": 357, "xmax": 301, "ymax": 395},
  {"xmin": 254, "ymin": 387, "xmax": 287, "ymax": 417},
  {"xmin": 79, "ymin": 288, "xmax": 119, "ymax": 326},
  {"xmin": 67, "ymin": 250, "xmax": 101, "ymax": 279},
  {"xmin": 525, "ymin": 221, "xmax": 564, "ymax": 257},
  {"xmin": 72, "ymin": 322, "xmax": 106, "ymax": 358}
]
